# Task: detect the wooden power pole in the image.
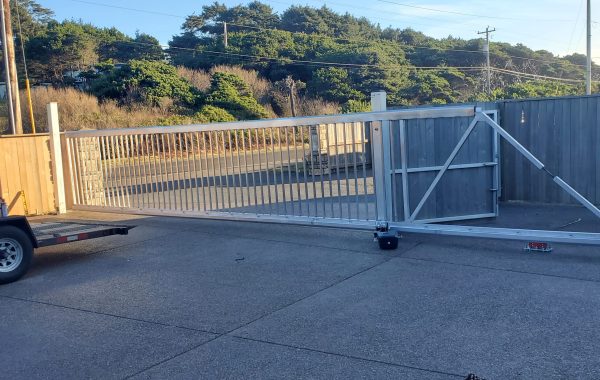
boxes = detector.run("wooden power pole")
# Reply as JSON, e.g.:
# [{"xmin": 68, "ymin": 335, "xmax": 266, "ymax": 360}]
[
  {"xmin": 478, "ymin": 26, "xmax": 496, "ymax": 96},
  {"xmin": 2, "ymin": 0, "xmax": 22, "ymax": 134}
]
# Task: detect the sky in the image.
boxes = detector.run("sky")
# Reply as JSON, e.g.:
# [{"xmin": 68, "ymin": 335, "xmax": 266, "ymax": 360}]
[{"xmin": 40, "ymin": 0, "xmax": 599, "ymax": 63}]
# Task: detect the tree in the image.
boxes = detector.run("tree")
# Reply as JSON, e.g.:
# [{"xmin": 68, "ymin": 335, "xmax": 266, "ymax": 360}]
[
  {"xmin": 100, "ymin": 32, "xmax": 164, "ymax": 63},
  {"xmin": 90, "ymin": 60, "xmax": 197, "ymax": 107},
  {"xmin": 27, "ymin": 21, "xmax": 98, "ymax": 83},
  {"xmin": 11, "ymin": 0, "xmax": 53, "ymax": 40},
  {"xmin": 183, "ymin": 1, "xmax": 279, "ymax": 35},
  {"xmin": 401, "ymin": 70, "xmax": 459, "ymax": 105},
  {"xmin": 309, "ymin": 67, "xmax": 364, "ymax": 103}
]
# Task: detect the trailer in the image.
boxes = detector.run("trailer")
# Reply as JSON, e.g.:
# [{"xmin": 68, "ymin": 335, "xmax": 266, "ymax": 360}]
[{"xmin": 0, "ymin": 215, "xmax": 133, "ymax": 284}]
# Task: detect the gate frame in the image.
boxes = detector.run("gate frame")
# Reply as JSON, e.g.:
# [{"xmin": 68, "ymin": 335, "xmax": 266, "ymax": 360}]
[
  {"xmin": 372, "ymin": 91, "xmax": 501, "ymax": 224},
  {"xmin": 53, "ymin": 95, "xmax": 600, "ymax": 247}
]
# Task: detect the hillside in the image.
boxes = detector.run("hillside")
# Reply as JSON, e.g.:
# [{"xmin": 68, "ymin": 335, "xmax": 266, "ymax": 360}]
[{"xmin": 2, "ymin": 1, "xmax": 599, "ymax": 133}]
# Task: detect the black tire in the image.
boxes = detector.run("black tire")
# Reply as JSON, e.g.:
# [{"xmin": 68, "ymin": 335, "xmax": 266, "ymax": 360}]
[
  {"xmin": 378, "ymin": 235, "xmax": 399, "ymax": 250},
  {"xmin": 0, "ymin": 226, "xmax": 34, "ymax": 285}
]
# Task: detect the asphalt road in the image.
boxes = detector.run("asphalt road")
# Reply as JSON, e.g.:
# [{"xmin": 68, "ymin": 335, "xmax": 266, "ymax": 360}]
[{"xmin": 2, "ymin": 203, "xmax": 600, "ymax": 379}]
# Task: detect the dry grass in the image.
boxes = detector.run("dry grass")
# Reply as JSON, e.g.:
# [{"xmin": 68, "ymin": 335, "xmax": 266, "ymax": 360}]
[
  {"xmin": 176, "ymin": 66, "xmax": 211, "ymax": 92},
  {"xmin": 298, "ymin": 97, "xmax": 340, "ymax": 116},
  {"xmin": 0, "ymin": 70, "xmax": 341, "ymax": 135},
  {"xmin": 19, "ymin": 87, "xmax": 169, "ymax": 132}
]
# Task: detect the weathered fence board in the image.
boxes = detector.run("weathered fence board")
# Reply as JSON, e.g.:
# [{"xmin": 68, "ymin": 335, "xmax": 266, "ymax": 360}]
[{"xmin": 498, "ymin": 95, "xmax": 600, "ymax": 206}]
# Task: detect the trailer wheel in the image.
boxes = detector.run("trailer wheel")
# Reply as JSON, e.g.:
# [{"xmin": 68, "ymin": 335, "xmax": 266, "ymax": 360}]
[{"xmin": 0, "ymin": 226, "xmax": 34, "ymax": 284}]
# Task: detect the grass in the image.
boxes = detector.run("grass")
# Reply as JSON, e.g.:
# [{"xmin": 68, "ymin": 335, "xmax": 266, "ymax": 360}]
[{"xmin": 1, "ymin": 65, "xmax": 343, "ymax": 135}]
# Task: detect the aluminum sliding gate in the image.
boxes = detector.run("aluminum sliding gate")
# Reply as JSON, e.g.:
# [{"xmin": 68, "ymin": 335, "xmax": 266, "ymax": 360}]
[{"xmin": 63, "ymin": 104, "xmax": 600, "ymax": 247}]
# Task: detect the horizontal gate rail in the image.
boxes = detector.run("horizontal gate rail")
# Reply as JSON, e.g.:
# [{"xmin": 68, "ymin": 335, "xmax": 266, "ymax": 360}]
[{"xmin": 63, "ymin": 106, "xmax": 476, "ymax": 138}]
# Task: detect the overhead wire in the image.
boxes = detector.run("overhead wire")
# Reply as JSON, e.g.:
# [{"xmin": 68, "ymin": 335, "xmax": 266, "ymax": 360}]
[
  {"xmin": 114, "ymin": 38, "xmax": 485, "ymax": 71},
  {"xmin": 491, "ymin": 67, "xmax": 599, "ymax": 83},
  {"xmin": 224, "ymin": 21, "xmax": 596, "ymax": 69},
  {"xmin": 105, "ymin": 38, "xmax": 593, "ymax": 86}
]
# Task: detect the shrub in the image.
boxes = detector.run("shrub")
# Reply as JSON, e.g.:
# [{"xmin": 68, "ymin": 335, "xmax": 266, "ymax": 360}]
[
  {"xmin": 194, "ymin": 105, "xmax": 235, "ymax": 123},
  {"xmin": 91, "ymin": 60, "xmax": 198, "ymax": 107},
  {"xmin": 341, "ymin": 99, "xmax": 370, "ymax": 113},
  {"xmin": 209, "ymin": 65, "xmax": 272, "ymax": 104},
  {"xmin": 205, "ymin": 72, "xmax": 269, "ymax": 120}
]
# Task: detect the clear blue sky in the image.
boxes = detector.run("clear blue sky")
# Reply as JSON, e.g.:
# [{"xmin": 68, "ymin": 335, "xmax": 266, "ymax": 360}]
[{"xmin": 40, "ymin": 0, "xmax": 599, "ymax": 61}]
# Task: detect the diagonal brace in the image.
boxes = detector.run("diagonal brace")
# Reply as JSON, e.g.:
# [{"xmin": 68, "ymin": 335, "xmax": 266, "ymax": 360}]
[
  {"xmin": 409, "ymin": 114, "xmax": 482, "ymax": 221},
  {"xmin": 479, "ymin": 112, "xmax": 600, "ymax": 220}
]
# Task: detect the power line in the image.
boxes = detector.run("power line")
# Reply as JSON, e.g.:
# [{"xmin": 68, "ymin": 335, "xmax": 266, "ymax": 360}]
[
  {"xmin": 163, "ymin": 42, "xmax": 487, "ymax": 71},
  {"xmin": 105, "ymin": 38, "xmax": 595, "ymax": 87},
  {"xmin": 492, "ymin": 67, "xmax": 599, "ymax": 83},
  {"xmin": 225, "ymin": 21, "xmax": 595, "ymax": 70}
]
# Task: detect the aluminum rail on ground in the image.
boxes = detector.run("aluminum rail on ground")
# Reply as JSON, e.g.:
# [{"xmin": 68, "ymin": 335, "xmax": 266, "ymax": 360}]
[
  {"xmin": 63, "ymin": 106, "xmax": 476, "ymax": 137},
  {"xmin": 389, "ymin": 223, "xmax": 600, "ymax": 246},
  {"xmin": 63, "ymin": 204, "xmax": 600, "ymax": 246}
]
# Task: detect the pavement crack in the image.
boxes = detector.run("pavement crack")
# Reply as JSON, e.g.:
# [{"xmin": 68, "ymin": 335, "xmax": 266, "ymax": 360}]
[
  {"xmin": 0, "ymin": 294, "xmax": 216, "ymax": 335},
  {"xmin": 122, "ymin": 334, "xmax": 226, "ymax": 379},
  {"xmin": 229, "ymin": 335, "xmax": 464, "ymax": 378},
  {"xmin": 224, "ymin": 257, "xmax": 392, "ymax": 336}
]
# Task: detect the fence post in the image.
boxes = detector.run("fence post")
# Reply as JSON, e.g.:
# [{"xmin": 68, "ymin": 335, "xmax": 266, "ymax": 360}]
[
  {"xmin": 371, "ymin": 91, "xmax": 392, "ymax": 222},
  {"xmin": 47, "ymin": 102, "xmax": 66, "ymax": 214}
]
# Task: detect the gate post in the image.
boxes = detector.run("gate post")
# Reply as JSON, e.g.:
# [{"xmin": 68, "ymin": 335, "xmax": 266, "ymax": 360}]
[
  {"xmin": 47, "ymin": 102, "xmax": 66, "ymax": 214},
  {"xmin": 371, "ymin": 92, "xmax": 392, "ymax": 222}
]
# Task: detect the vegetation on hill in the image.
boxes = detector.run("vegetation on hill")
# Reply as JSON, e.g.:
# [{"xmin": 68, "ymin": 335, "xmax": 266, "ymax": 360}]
[{"xmin": 1, "ymin": 0, "xmax": 598, "ymax": 133}]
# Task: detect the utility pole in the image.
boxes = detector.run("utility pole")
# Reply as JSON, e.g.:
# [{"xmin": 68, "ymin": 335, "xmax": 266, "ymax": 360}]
[
  {"xmin": 0, "ymin": 0, "xmax": 14, "ymax": 134},
  {"xmin": 586, "ymin": 0, "xmax": 592, "ymax": 95},
  {"xmin": 478, "ymin": 26, "xmax": 496, "ymax": 95},
  {"xmin": 2, "ymin": 0, "xmax": 22, "ymax": 134},
  {"xmin": 285, "ymin": 75, "xmax": 297, "ymax": 117},
  {"xmin": 223, "ymin": 22, "xmax": 228, "ymax": 48}
]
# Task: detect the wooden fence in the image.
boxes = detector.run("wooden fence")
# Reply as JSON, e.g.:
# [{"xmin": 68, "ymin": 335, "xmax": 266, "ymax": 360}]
[{"xmin": 0, "ymin": 134, "xmax": 56, "ymax": 215}]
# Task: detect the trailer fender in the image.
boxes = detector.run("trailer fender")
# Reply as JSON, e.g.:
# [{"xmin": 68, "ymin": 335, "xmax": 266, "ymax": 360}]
[{"xmin": 0, "ymin": 217, "xmax": 38, "ymax": 248}]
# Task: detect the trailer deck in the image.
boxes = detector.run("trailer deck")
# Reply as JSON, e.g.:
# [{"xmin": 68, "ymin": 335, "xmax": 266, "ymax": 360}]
[{"xmin": 30, "ymin": 222, "xmax": 132, "ymax": 247}]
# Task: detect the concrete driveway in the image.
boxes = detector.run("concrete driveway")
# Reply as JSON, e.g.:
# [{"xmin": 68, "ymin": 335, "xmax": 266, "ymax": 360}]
[{"xmin": 1, "ymin": 204, "xmax": 600, "ymax": 379}]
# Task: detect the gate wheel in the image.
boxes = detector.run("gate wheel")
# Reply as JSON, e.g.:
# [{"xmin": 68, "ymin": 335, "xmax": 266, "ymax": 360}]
[
  {"xmin": 0, "ymin": 226, "xmax": 34, "ymax": 285},
  {"xmin": 378, "ymin": 235, "xmax": 399, "ymax": 250}
]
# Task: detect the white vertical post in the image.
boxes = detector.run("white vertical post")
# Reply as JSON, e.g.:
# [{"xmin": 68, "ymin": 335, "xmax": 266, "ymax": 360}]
[
  {"xmin": 371, "ymin": 91, "xmax": 391, "ymax": 222},
  {"xmin": 47, "ymin": 102, "xmax": 66, "ymax": 214},
  {"xmin": 585, "ymin": 0, "xmax": 592, "ymax": 95}
]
